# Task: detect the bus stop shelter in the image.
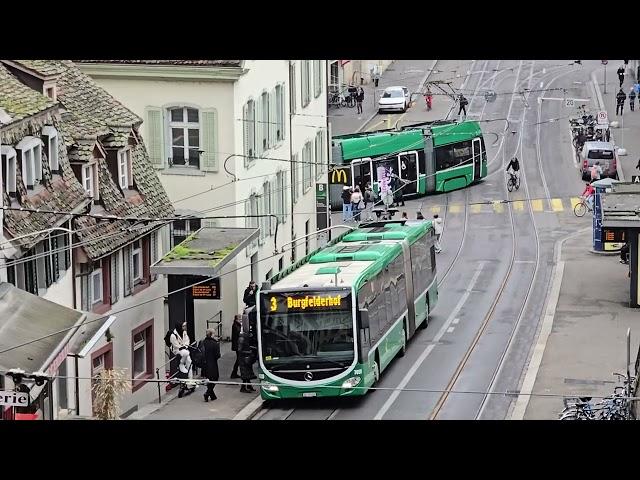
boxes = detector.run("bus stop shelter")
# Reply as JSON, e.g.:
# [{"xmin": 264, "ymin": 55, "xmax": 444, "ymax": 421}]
[{"xmin": 601, "ymin": 182, "xmax": 640, "ymax": 307}]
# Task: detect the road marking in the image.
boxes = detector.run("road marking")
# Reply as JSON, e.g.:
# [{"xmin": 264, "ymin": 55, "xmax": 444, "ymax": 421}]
[
  {"xmin": 570, "ymin": 197, "xmax": 581, "ymax": 209},
  {"xmin": 449, "ymin": 204, "xmax": 462, "ymax": 213},
  {"xmin": 446, "ymin": 327, "xmax": 455, "ymax": 333},
  {"xmin": 430, "ymin": 206, "xmax": 441, "ymax": 214},
  {"xmin": 452, "ymin": 318, "xmax": 460, "ymax": 325},
  {"xmin": 550, "ymin": 198, "xmax": 564, "ymax": 212},
  {"xmin": 373, "ymin": 261, "xmax": 486, "ymax": 420},
  {"xmin": 531, "ymin": 199, "xmax": 543, "ymax": 211},
  {"xmin": 366, "ymin": 119, "xmax": 385, "ymax": 132},
  {"xmin": 492, "ymin": 202, "xmax": 504, "ymax": 213},
  {"xmin": 470, "ymin": 204, "xmax": 482, "ymax": 214},
  {"xmin": 514, "ymin": 260, "xmax": 536, "ymax": 264},
  {"xmin": 512, "ymin": 200, "xmax": 525, "ymax": 211}
]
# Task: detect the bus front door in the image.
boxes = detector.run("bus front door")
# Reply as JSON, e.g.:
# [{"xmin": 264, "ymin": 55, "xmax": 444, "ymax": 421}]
[
  {"xmin": 472, "ymin": 137, "xmax": 482, "ymax": 180},
  {"xmin": 399, "ymin": 152, "xmax": 418, "ymax": 194},
  {"xmin": 351, "ymin": 159, "xmax": 373, "ymax": 191}
]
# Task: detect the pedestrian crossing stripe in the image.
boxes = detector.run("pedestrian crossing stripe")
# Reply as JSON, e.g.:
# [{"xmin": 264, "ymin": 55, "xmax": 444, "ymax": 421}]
[
  {"xmin": 531, "ymin": 200, "xmax": 544, "ymax": 212},
  {"xmin": 570, "ymin": 197, "xmax": 581, "ymax": 209},
  {"xmin": 512, "ymin": 200, "xmax": 525, "ymax": 211},
  {"xmin": 449, "ymin": 205, "xmax": 463, "ymax": 213},
  {"xmin": 492, "ymin": 202, "xmax": 504, "ymax": 213},
  {"xmin": 550, "ymin": 198, "xmax": 564, "ymax": 212},
  {"xmin": 470, "ymin": 204, "xmax": 482, "ymax": 213},
  {"xmin": 430, "ymin": 206, "xmax": 441, "ymax": 214}
]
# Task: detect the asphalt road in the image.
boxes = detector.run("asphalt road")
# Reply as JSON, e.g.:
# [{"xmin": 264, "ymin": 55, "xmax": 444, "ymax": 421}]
[{"xmin": 257, "ymin": 60, "xmax": 599, "ymax": 420}]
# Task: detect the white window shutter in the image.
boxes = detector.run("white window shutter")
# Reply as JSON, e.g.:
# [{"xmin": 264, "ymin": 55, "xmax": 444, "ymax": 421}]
[
  {"xmin": 145, "ymin": 107, "xmax": 165, "ymax": 169},
  {"xmin": 270, "ymin": 90, "xmax": 277, "ymax": 146},
  {"xmin": 243, "ymin": 103, "xmax": 250, "ymax": 166},
  {"xmin": 279, "ymin": 84, "xmax": 286, "ymax": 141},
  {"xmin": 201, "ymin": 108, "xmax": 218, "ymax": 172},
  {"xmin": 255, "ymin": 99, "xmax": 263, "ymax": 158}
]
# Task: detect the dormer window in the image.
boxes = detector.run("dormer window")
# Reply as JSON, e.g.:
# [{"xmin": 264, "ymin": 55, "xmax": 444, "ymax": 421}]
[
  {"xmin": 1, "ymin": 146, "xmax": 17, "ymax": 196},
  {"xmin": 15, "ymin": 136, "xmax": 42, "ymax": 189},
  {"xmin": 42, "ymin": 126, "xmax": 59, "ymax": 173},
  {"xmin": 43, "ymin": 84, "xmax": 57, "ymax": 101},
  {"xmin": 82, "ymin": 163, "xmax": 98, "ymax": 198},
  {"xmin": 118, "ymin": 148, "xmax": 131, "ymax": 189}
]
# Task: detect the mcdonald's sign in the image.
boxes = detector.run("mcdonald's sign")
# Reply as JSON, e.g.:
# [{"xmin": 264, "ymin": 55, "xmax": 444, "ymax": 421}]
[{"xmin": 330, "ymin": 167, "xmax": 351, "ymax": 185}]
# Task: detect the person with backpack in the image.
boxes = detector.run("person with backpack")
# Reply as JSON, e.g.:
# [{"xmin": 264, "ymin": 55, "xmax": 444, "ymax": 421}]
[
  {"xmin": 230, "ymin": 314, "xmax": 242, "ymax": 378},
  {"xmin": 350, "ymin": 186, "xmax": 363, "ymax": 222},
  {"xmin": 616, "ymin": 88, "xmax": 627, "ymax": 115},
  {"xmin": 201, "ymin": 329, "xmax": 221, "ymax": 402},
  {"xmin": 341, "ymin": 186, "xmax": 353, "ymax": 222}
]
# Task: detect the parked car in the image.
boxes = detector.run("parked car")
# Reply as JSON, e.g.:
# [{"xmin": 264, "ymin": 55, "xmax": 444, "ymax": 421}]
[
  {"xmin": 378, "ymin": 86, "xmax": 410, "ymax": 113},
  {"xmin": 580, "ymin": 141, "xmax": 618, "ymax": 180}
]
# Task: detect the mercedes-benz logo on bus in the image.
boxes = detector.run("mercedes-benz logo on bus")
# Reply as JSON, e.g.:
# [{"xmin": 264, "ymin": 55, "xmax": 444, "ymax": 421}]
[{"xmin": 304, "ymin": 371, "xmax": 314, "ymax": 381}]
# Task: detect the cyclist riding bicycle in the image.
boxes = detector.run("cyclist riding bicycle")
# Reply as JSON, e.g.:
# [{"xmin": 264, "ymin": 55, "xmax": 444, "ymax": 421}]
[
  {"xmin": 506, "ymin": 156, "xmax": 520, "ymax": 182},
  {"xmin": 581, "ymin": 182, "xmax": 595, "ymax": 210}
]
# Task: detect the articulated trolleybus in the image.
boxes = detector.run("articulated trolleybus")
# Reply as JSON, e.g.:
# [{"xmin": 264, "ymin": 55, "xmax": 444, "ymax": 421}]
[
  {"xmin": 257, "ymin": 221, "xmax": 438, "ymax": 400},
  {"xmin": 329, "ymin": 120, "xmax": 487, "ymax": 209}
]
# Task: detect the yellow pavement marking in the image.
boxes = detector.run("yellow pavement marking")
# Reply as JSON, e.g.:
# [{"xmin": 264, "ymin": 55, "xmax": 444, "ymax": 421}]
[
  {"xmin": 430, "ymin": 206, "xmax": 441, "ymax": 214},
  {"xmin": 386, "ymin": 115, "xmax": 392, "ymax": 129},
  {"xmin": 512, "ymin": 200, "xmax": 525, "ymax": 211},
  {"xmin": 449, "ymin": 204, "xmax": 462, "ymax": 213},
  {"xmin": 550, "ymin": 198, "xmax": 564, "ymax": 212},
  {"xmin": 366, "ymin": 119, "xmax": 385, "ymax": 132},
  {"xmin": 531, "ymin": 199, "xmax": 543, "ymax": 212},
  {"xmin": 570, "ymin": 197, "xmax": 581, "ymax": 209},
  {"xmin": 470, "ymin": 204, "xmax": 482, "ymax": 214},
  {"xmin": 492, "ymin": 202, "xmax": 504, "ymax": 213}
]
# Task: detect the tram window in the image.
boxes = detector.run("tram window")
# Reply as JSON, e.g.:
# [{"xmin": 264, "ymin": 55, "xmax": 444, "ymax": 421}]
[
  {"xmin": 435, "ymin": 145, "xmax": 455, "ymax": 171},
  {"xmin": 453, "ymin": 140, "xmax": 473, "ymax": 165}
]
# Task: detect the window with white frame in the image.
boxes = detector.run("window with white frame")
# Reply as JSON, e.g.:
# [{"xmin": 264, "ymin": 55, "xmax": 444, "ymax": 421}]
[
  {"xmin": 42, "ymin": 126, "xmax": 59, "ymax": 173},
  {"xmin": 260, "ymin": 92, "xmax": 269, "ymax": 152},
  {"xmin": 289, "ymin": 62, "xmax": 297, "ymax": 114},
  {"xmin": 16, "ymin": 136, "xmax": 41, "ymax": 188},
  {"xmin": 243, "ymin": 99, "xmax": 256, "ymax": 163},
  {"xmin": 275, "ymin": 84, "xmax": 285, "ymax": 142},
  {"xmin": 292, "ymin": 153, "xmax": 300, "ymax": 204},
  {"xmin": 302, "ymin": 141, "xmax": 313, "ymax": 192},
  {"xmin": 276, "ymin": 170, "xmax": 287, "ymax": 224},
  {"xmin": 246, "ymin": 193, "xmax": 260, "ymax": 249},
  {"xmin": 302, "ymin": 61, "xmax": 311, "ymax": 107},
  {"xmin": 168, "ymin": 107, "xmax": 200, "ymax": 168},
  {"xmin": 172, "ymin": 217, "xmax": 201, "ymax": 246},
  {"xmin": 132, "ymin": 240, "xmax": 142, "ymax": 282},
  {"xmin": 132, "ymin": 330, "xmax": 147, "ymax": 377},
  {"xmin": 315, "ymin": 130, "xmax": 326, "ymax": 179},
  {"xmin": 314, "ymin": 61, "xmax": 323, "ymax": 98},
  {"xmin": 118, "ymin": 148, "xmax": 131, "ymax": 189},
  {"xmin": 1, "ymin": 146, "xmax": 17, "ymax": 195},
  {"xmin": 82, "ymin": 164, "xmax": 94, "ymax": 197},
  {"xmin": 90, "ymin": 266, "xmax": 103, "ymax": 304}
]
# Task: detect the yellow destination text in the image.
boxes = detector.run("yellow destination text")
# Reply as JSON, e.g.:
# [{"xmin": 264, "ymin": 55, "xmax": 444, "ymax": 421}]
[{"xmin": 286, "ymin": 294, "xmax": 342, "ymax": 310}]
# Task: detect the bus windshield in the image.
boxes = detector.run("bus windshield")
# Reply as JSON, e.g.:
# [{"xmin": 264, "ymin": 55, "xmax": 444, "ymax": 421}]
[{"xmin": 260, "ymin": 291, "xmax": 354, "ymax": 366}]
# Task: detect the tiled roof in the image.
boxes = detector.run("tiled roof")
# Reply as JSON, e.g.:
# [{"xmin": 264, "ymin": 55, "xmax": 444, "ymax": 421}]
[
  {"xmin": 0, "ymin": 64, "xmax": 56, "ymax": 126},
  {"xmin": 14, "ymin": 60, "xmax": 67, "ymax": 77},
  {"xmin": 76, "ymin": 60, "xmax": 242, "ymax": 67}
]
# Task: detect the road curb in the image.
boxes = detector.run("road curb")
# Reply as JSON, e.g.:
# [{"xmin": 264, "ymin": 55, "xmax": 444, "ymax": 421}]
[
  {"xmin": 589, "ymin": 249, "xmax": 621, "ymax": 256},
  {"xmin": 232, "ymin": 394, "xmax": 263, "ymax": 420},
  {"xmin": 355, "ymin": 59, "xmax": 439, "ymax": 133},
  {"xmin": 591, "ymin": 70, "xmax": 626, "ymax": 182},
  {"xmin": 510, "ymin": 228, "xmax": 590, "ymax": 420}
]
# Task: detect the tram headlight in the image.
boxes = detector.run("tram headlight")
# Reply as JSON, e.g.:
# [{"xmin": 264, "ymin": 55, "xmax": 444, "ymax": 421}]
[
  {"xmin": 342, "ymin": 376, "xmax": 361, "ymax": 389},
  {"xmin": 262, "ymin": 382, "xmax": 279, "ymax": 392}
]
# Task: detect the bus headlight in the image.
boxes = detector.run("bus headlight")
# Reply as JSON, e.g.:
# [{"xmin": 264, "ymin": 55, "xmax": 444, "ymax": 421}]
[
  {"xmin": 342, "ymin": 376, "xmax": 361, "ymax": 389},
  {"xmin": 262, "ymin": 382, "xmax": 279, "ymax": 392}
]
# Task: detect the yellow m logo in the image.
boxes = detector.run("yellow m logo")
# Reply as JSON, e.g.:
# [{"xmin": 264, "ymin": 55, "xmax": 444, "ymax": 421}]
[{"xmin": 331, "ymin": 168, "xmax": 348, "ymax": 184}]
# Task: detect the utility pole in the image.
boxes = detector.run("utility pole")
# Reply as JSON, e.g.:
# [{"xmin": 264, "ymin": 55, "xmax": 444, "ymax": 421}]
[{"xmin": 602, "ymin": 60, "xmax": 609, "ymax": 94}]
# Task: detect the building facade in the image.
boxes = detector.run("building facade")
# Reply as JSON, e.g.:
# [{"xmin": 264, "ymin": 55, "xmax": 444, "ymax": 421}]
[
  {"xmin": 0, "ymin": 60, "xmax": 174, "ymax": 418},
  {"xmin": 77, "ymin": 60, "xmax": 329, "ymax": 340}
]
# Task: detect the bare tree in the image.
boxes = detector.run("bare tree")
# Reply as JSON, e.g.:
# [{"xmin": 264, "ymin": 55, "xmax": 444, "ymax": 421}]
[{"xmin": 92, "ymin": 369, "xmax": 130, "ymax": 420}]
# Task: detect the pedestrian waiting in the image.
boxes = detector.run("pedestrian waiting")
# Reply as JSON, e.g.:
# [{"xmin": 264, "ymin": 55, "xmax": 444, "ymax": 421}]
[
  {"xmin": 230, "ymin": 314, "xmax": 242, "ymax": 378},
  {"xmin": 356, "ymin": 87, "xmax": 364, "ymax": 114},
  {"xmin": 341, "ymin": 186, "xmax": 353, "ymax": 221},
  {"xmin": 458, "ymin": 94, "xmax": 468, "ymax": 118},
  {"xmin": 630, "ymin": 87, "xmax": 636, "ymax": 112},
  {"xmin": 201, "ymin": 329, "xmax": 220, "ymax": 402}
]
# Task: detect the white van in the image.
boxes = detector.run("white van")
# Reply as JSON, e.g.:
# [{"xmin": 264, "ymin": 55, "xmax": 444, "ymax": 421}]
[{"xmin": 580, "ymin": 141, "xmax": 617, "ymax": 180}]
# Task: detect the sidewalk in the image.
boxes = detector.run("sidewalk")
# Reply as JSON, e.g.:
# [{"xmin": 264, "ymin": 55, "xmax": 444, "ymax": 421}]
[
  {"xmin": 519, "ymin": 232, "xmax": 640, "ymax": 419},
  {"xmin": 329, "ymin": 60, "xmax": 437, "ymax": 136},
  {"xmin": 591, "ymin": 60, "xmax": 640, "ymax": 181},
  {"xmin": 129, "ymin": 341, "xmax": 261, "ymax": 420}
]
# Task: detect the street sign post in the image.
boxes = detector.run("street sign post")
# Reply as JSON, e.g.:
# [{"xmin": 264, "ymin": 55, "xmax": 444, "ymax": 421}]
[
  {"xmin": 597, "ymin": 111, "xmax": 608, "ymax": 125},
  {"xmin": 602, "ymin": 60, "xmax": 608, "ymax": 94},
  {"xmin": 0, "ymin": 390, "xmax": 29, "ymax": 407}
]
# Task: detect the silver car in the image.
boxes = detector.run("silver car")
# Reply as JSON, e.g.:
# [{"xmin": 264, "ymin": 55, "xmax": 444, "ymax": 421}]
[{"xmin": 378, "ymin": 86, "xmax": 410, "ymax": 113}]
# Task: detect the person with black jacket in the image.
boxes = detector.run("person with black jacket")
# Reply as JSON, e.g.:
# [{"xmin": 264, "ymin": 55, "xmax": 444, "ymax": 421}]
[
  {"xmin": 238, "ymin": 329, "xmax": 258, "ymax": 393},
  {"xmin": 356, "ymin": 87, "xmax": 364, "ymax": 114},
  {"xmin": 230, "ymin": 314, "xmax": 242, "ymax": 378},
  {"xmin": 506, "ymin": 156, "xmax": 520, "ymax": 181},
  {"xmin": 201, "ymin": 329, "xmax": 221, "ymax": 402},
  {"xmin": 458, "ymin": 94, "xmax": 469, "ymax": 117},
  {"xmin": 618, "ymin": 66, "xmax": 625, "ymax": 88},
  {"xmin": 243, "ymin": 280, "xmax": 257, "ymax": 307},
  {"xmin": 616, "ymin": 88, "xmax": 627, "ymax": 115}
]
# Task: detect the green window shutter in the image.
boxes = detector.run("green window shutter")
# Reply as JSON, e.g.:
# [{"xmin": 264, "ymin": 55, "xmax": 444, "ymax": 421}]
[
  {"xmin": 145, "ymin": 107, "xmax": 165, "ymax": 169},
  {"xmin": 201, "ymin": 108, "xmax": 218, "ymax": 172}
]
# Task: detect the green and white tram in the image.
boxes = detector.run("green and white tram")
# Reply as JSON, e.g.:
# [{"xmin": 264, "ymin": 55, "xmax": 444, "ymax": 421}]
[
  {"xmin": 257, "ymin": 221, "xmax": 438, "ymax": 400},
  {"xmin": 329, "ymin": 120, "xmax": 487, "ymax": 209}
]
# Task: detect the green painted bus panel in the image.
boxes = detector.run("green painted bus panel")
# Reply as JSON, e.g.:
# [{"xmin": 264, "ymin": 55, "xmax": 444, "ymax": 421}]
[
  {"xmin": 342, "ymin": 222, "xmax": 431, "ymax": 244},
  {"xmin": 337, "ymin": 130, "xmax": 425, "ymax": 161},
  {"xmin": 308, "ymin": 243, "xmax": 400, "ymax": 264},
  {"xmin": 414, "ymin": 290, "xmax": 428, "ymax": 326},
  {"xmin": 428, "ymin": 281, "xmax": 439, "ymax": 312},
  {"xmin": 432, "ymin": 121, "xmax": 482, "ymax": 147},
  {"xmin": 434, "ymin": 165, "xmax": 473, "ymax": 192}
]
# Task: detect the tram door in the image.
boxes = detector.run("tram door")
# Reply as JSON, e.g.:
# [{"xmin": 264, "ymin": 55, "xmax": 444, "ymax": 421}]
[
  {"xmin": 351, "ymin": 158, "xmax": 373, "ymax": 191},
  {"xmin": 472, "ymin": 138, "xmax": 482, "ymax": 180},
  {"xmin": 398, "ymin": 151, "xmax": 418, "ymax": 194}
]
